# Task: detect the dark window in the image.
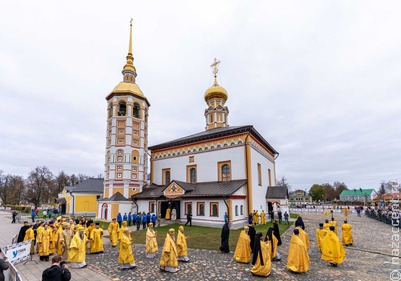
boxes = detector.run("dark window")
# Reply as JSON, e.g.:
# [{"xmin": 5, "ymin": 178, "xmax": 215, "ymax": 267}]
[
  {"xmin": 190, "ymin": 168, "xmax": 197, "ymax": 184},
  {"xmin": 235, "ymin": 205, "xmax": 238, "ymax": 216},
  {"xmin": 133, "ymin": 102, "xmax": 140, "ymax": 118},
  {"xmin": 118, "ymin": 101, "xmax": 126, "ymax": 116},
  {"xmin": 165, "ymin": 171, "xmax": 170, "ymax": 184}
]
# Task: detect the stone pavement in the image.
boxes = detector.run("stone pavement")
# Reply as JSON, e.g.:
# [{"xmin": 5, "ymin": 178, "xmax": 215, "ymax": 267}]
[
  {"xmin": 0, "ymin": 211, "xmax": 111, "ymax": 281},
  {"xmin": 84, "ymin": 211, "xmax": 397, "ymax": 281},
  {"xmin": 1, "ymin": 210, "xmax": 398, "ymax": 280}
]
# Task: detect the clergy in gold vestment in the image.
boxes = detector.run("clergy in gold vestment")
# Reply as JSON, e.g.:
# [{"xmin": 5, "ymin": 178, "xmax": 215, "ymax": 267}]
[
  {"xmin": 322, "ymin": 226, "xmax": 346, "ymax": 266},
  {"xmin": 38, "ymin": 224, "xmax": 52, "ymax": 261},
  {"xmin": 36, "ymin": 222, "xmax": 44, "ymax": 253},
  {"xmin": 90, "ymin": 223, "xmax": 104, "ymax": 254},
  {"xmin": 23, "ymin": 225, "xmax": 35, "ymax": 255},
  {"xmin": 250, "ymin": 232, "xmax": 271, "ymax": 277},
  {"xmin": 165, "ymin": 208, "xmax": 171, "ymax": 220},
  {"xmin": 341, "ymin": 220, "xmax": 353, "ymax": 246},
  {"xmin": 60, "ymin": 223, "xmax": 74, "ymax": 261},
  {"xmin": 295, "ymin": 226, "xmax": 310, "ymax": 249},
  {"xmin": 329, "ymin": 218, "xmax": 338, "ymax": 236},
  {"xmin": 68, "ymin": 226, "xmax": 88, "ymax": 268},
  {"xmin": 316, "ymin": 223, "xmax": 327, "ymax": 253},
  {"xmin": 286, "ymin": 229, "xmax": 310, "ymax": 273},
  {"xmin": 55, "ymin": 223, "xmax": 64, "ymax": 255},
  {"xmin": 260, "ymin": 211, "xmax": 266, "ymax": 225},
  {"xmin": 118, "ymin": 221, "xmax": 127, "ymax": 241},
  {"xmin": 86, "ymin": 223, "xmax": 95, "ymax": 251},
  {"xmin": 252, "ymin": 211, "xmax": 260, "ymax": 225},
  {"xmin": 234, "ymin": 226, "xmax": 251, "ymax": 263},
  {"xmin": 108, "ymin": 218, "xmax": 119, "ymax": 247},
  {"xmin": 160, "ymin": 228, "xmax": 179, "ymax": 273},
  {"xmin": 323, "ymin": 219, "xmax": 331, "ymax": 232},
  {"xmin": 145, "ymin": 223, "xmax": 158, "ymax": 258},
  {"xmin": 118, "ymin": 229, "xmax": 136, "ymax": 269},
  {"xmin": 177, "ymin": 226, "xmax": 190, "ymax": 262}
]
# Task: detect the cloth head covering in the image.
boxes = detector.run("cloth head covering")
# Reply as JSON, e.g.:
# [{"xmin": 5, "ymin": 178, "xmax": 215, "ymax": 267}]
[
  {"xmin": 178, "ymin": 226, "xmax": 184, "ymax": 232},
  {"xmin": 329, "ymin": 226, "xmax": 335, "ymax": 231},
  {"xmin": 294, "ymin": 228, "xmax": 299, "ymax": 235},
  {"xmin": 78, "ymin": 226, "xmax": 85, "ymax": 231},
  {"xmin": 251, "ymin": 232, "xmax": 264, "ymax": 266},
  {"xmin": 95, "ymin": 222, "xmax": 100, "ymax": 226},
  {"xmin": 265, "ymin": 227, "xmax": 274, "ymax": 252},
  {"xmin": 295, "ymin": 217, "xmax": 305, "ymax": 230},
  {"xmin": 319, "ymin": 223, "xmax": 324, "ymax": 227},
  {"xmin": 273, "ymin": 221, "xmax": 282, "ymax": 246},
  {"xmin": 148, "ymin": 222, "xmax": 153, "ymax": 227},
  {"xmin": 57, "ymin": 216, "xmax": 62, "ymax": 221},
  {"xmin": 168, "ymin": 228, "xmax": 175, "ymax": 234}
]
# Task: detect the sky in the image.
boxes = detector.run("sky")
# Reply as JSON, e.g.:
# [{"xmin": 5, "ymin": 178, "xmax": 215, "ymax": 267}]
[{"xmin": 1, "ymin": 1, "xmax": 400, "ymax": 191}]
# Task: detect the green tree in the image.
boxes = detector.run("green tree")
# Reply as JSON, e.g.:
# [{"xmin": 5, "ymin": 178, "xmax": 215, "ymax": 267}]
[{"xmin": 309, "ymin": 184, "xmax": 324, "ymax": 201}]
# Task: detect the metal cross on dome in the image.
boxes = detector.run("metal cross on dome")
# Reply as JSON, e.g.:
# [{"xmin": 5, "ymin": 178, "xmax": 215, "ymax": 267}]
[{"xmin": 210, "ymin": 58, "xmax": 220, "ymax": 76}]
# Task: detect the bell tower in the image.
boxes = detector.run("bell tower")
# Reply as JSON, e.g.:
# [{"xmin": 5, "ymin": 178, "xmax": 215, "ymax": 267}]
[
  {"xmin": 98, "ymin": 20, "xmax": 150, "ymax": 220},
  {"xmin": 204, "ymin": 58, "xmax": 229, "ymax": 130}
]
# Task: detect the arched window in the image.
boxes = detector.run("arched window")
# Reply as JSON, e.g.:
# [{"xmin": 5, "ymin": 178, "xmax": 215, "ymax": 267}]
[
  {"xmin": 133, "ymin": 102, "xmax": 140, "ymax": 118},
  {"xmin": 117, "ymin": 149, "xmax": 124, "ymax": 162},
  {"xmin": 235, "ymin": 205, "xmax": 238, "ymax": 216},
  {"xmin": 108, "ymin": 102, "xmax": 113, "ymax": 118},
  {"xmin": 240, "ymin": 205, "xmax": 244, "ymax": 215},
  {"xmin": 118, "ymin": 101, "xmax": 126, "ymax": 116},
  {"xmin": 190, "ymin": 168, "xmax": 197, "ymax": 184},
  {"xmin": 221, "ymin": 164, "xmax": 230, "ymax": 182}
]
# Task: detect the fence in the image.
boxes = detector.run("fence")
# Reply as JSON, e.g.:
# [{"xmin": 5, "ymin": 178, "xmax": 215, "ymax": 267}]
[{"xmin": 0, "ymin": 252, "xmax": 22, "ymax": 281}]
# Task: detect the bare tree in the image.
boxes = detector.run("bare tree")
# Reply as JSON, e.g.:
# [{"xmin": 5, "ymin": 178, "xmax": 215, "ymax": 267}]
[
  {"xmin": 54, "ymin": 171, "xmax": 70, "ymax": 194},
  {"xmin": 8, "ymin": 175, "xmax": 25, "ymax": 205},
  {"xmin": 0, "ymin": 171, "xmax": 11, "ymax": 205},
  {"xmin": 25, "ymin": 166, "xmax": 55, "ymax": 209},
  {"xmin": 277, "ymin": 176, "xmax": 291, "ymax": 190},
  {"xmin": 333, "ymin": 181, "xmax": 348, "ymax": 199}
]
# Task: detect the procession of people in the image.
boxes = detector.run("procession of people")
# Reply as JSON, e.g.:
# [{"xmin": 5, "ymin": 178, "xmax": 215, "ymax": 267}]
[{"xmin": 12, "ymin": 207, "xmax": 354, "ymax": 278}]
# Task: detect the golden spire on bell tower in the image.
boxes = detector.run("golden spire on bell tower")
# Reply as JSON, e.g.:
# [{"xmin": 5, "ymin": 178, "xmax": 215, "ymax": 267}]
[{"xmin": 122, "ymin": 19, "xmax": 137, "ymax": 83}]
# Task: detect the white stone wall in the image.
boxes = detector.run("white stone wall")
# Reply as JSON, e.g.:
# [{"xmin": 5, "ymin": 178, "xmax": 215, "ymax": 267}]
[
  {"xmin": 249, "ymin": 146, "xmax": 276, "ymax": 214},
  {"xmin": 152, "ymin": 146, "xmax": 246, "ymax": 184}
]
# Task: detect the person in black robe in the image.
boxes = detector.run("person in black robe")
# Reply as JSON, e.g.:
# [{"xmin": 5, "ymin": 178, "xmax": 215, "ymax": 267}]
[
  {"xmin": 248, "ymin": 224, "xmax": 256, "ymax": 253},
  {"xmin": 219, "ymin": 222, "xmax": 230, "ymax": 253},
  {"xmin": 295, "ymin": 216, "xmax": 305, "ymax": 230},
  {"xmin": 273, "ymin": 220, "xmax": 282, "ymax": 246},
  {"xmin": 17, "ymin": 221, "xmax": 30, "ymax": 243},
  {"xmin": 251, "ymin": 232, "xmax": 264, "ymax": 266}
]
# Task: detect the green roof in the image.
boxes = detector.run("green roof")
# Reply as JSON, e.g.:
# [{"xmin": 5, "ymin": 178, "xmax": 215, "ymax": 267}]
[{"xmin": 340, "ymin": 189, "xmax": 375, "ymax": 196}]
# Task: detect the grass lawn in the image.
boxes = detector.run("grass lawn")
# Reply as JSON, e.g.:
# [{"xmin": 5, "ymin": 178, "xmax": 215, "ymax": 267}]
[
  {"xmin": 130, "ymin": 221, "xmax": 293, "ymax": 251},
  {"xmin": 290, "ymin": 213, "xmax": 299, "ymax": 219}
]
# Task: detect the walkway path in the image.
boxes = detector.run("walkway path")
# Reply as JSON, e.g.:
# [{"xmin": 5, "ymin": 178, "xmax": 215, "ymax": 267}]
[
  {"xmin": 1, "ymin": 210, "xmax": 397, "ymax": 280},
  {"xmin": 0, "ymin": 211, "xmax": 111, "ymax": 281}
]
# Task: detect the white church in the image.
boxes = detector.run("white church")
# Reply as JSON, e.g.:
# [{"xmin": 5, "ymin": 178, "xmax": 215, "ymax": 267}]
[{"xmin": 96, "ymin": 23, "xmax": 288, "ymax": 227}]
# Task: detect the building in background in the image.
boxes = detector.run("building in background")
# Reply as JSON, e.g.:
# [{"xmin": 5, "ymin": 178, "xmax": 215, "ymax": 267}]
[
  {"xmin": 57, "ymin": 178, "xmax": 103, "ymax": 216},
  {"xmin": 339, "ymin": 188, "xmax": 378, "ymax": 205},
  {"xmin": 289, "ymin": 189, "xmax": 312, "ymax": 206}
]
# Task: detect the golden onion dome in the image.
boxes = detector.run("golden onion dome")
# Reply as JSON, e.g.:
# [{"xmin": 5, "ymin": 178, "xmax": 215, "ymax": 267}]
[
  {"xmin": 204, "ymin": 84, "xmax": 228, "ymax": 102},
  {"xmin": 110, "ymin": 81, "xmax": 145, "ymax": 98}
]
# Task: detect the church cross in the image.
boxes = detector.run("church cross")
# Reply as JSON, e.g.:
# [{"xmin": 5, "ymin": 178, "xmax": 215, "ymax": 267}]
[{"xmin": 210, "ymin": 58, "xmax": 220, "ymax": 85}]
